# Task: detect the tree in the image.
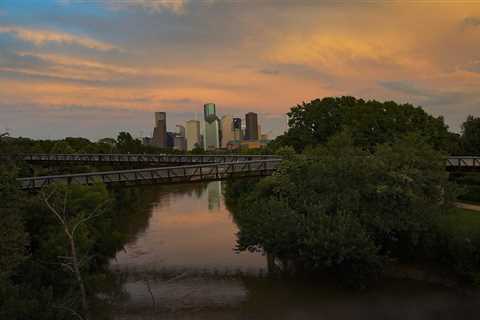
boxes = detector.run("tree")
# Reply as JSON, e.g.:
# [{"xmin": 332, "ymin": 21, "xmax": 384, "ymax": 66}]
[
  {"xmin": 38, "ymin": 183, "xmax": 111, "ymax": 320},
  {"xmin": 0, "ymin": 166, "xmax": 29, "ymax": 318},
  {"xmin": 271, "ymin": 96, "xmax": 451, "ymax": 152},
  {"xmin": 227, "ymin": 132, "xmax": 452, "ymax": 287},
  {"xmin": 50, "ymin": 141, "xmax": 75, "ymax": 154},
  {"xmin": 116, "ymin": 132, "xmax": 142, "ymax": 153},
  {"xmin": 461, "ymin": 115, "xmax": 480, "ymax": 154}
]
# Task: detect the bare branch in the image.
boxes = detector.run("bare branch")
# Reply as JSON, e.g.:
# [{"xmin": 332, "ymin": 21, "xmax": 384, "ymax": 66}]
[
  {"xmin": 71, "ymin": 200, "xmax": 110, "ymax": 236},
  {"xmin": 53, "ymin": 305, "xmax": 85, "ymax": 320},
  {"xmin": 42, "ymin": 190, "xmax": 67, "ymax": 227}
]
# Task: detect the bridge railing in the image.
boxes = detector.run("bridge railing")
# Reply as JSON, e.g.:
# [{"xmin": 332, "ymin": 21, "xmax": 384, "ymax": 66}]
[
  {"xmin": 17, "ymin": 159, "xmax": 282, "ymax": 190},
  {"xmin": 446, "ymin": 156, "xmax": 480, "ymax": 170},
  {"xmin": 1, "ymin": 153, "xmax": 281, "ymax": 165}
]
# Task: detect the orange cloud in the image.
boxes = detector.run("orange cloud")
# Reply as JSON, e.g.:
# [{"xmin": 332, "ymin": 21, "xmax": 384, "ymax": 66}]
[{"xmin": 0, "ymin": 26, "xmax": 118, "ymax": 51}]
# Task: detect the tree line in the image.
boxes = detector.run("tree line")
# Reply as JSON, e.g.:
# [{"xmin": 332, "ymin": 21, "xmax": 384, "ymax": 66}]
[{"xmin": 226, "ymin": 96, "xmax": 480, "ymax": 288}]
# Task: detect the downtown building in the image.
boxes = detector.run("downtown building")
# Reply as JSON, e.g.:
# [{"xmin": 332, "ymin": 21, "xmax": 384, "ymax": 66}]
[
  {"xmin": 221, "ymin": 115, "xmax": 234, "ymax": 148},
  {"xmin": 186, "ymin": 120, "xmax": 201, "ymax": 151},
  {"xmin": 233, "ymin": 117, "xmax": 242, "ymax": 141},
  {"xmin": 152, "ymin": 112, "xmax": 167, "ymax": 148},
  {"xmin": 245, "ymin": 112, "xmax": 259, "ymax": 140},
  {"xmin": 174, "ymin": 125, "xmax": 186, "ymax": 151},
  {"xmin": 203, "ymin": 103, "xmax": 220, "ymax": 150}
]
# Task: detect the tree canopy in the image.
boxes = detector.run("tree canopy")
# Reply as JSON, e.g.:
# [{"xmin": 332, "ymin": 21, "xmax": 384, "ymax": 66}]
[
  {"xmin": 227, "ymin": 132, "xmax": 453, "ymax": 286},
  {"xmin": 270, "ymin": 96, "xmax": 452, "ymax": 152},
  {"xmin": 461, "ymin": 115, "xmax": 480, "ymax": 155}
]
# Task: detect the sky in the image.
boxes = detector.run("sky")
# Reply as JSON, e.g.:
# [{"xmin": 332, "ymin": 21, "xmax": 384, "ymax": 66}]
[{"xmin": 1, "ymin": 0, "xmax": 480, "ymax": 140}]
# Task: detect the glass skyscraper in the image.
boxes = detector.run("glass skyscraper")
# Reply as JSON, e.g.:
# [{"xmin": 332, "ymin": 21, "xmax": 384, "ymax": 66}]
[{"xmin": 203, "ymin": 103, "xmax": 220, "ymax": 150}]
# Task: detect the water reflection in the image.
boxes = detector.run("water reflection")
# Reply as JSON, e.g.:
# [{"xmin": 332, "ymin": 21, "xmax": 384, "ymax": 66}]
[
  {"xmin": 207, "ymin": 181, "xmax": 222, "ymax": 211},
  {"xmin": 102, "ymin": 182, "xmax": 480, "ymax": 320},
  {"xmin": 111, "ymin": 182, "xmax": 264, "ymax": 272}
]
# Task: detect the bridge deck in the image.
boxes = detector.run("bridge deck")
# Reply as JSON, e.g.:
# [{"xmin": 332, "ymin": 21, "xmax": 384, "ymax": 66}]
[
  {"xmin": 17, "ymin": 159, "xmax": 281, "ymax": 190},
  {"xmin": 2, "ymin": 153, "xmax": 280, "ymax": 166},
  {"xmin": 2, "ymin": 153, "xmax": 478, "ymax": 170},
  {"xmin": 8, "ymin": 154, "xmax": 480, "ymax": 190}
]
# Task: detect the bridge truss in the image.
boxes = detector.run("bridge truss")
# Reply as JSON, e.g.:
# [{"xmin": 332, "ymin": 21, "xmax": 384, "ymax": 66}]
[{"xmin": 17, "ymin": 159, "xmax": 281, "ymax": 190}]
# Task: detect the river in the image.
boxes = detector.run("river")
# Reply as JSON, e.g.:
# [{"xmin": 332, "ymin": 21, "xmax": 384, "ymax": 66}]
[{"xmin": 100, "ymin": 182, "xmax": 480, "ymax": 319}]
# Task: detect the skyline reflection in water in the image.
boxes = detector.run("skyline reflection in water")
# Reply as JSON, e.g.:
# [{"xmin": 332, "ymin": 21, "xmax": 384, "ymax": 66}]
[{"xmin": 111, "ymin": 181, "xmax": 265, "ymax": 272}]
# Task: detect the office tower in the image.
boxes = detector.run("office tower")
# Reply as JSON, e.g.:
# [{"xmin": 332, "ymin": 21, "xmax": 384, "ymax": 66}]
[
  {"xmin": 245, "ymin": 112, "xmax": 259, "ymax": 140},
  {"xmin": 166, "ymin": 132, "xmax": 175, "ymax": 148},
  {"xmin": 152, "ymin": 112, "xmax": 167, "ymax": 148},
  {"xmin": 204, "ymin": 103, "xmax": 216, "ymax": 119},
  {"xmin": 257, "ymin": 124, "xmax": 262, "ymax": 140},
  {"xmin": 203, "ymin": 103, "xmax": 220, "ymax": 150},
  {"xmin": 221, "ymin": 115, "xmax": 234, "ymax": 148},
  {"xmin": 186, "ymin": 120, "xmax": 201, "ymax": 151},
  {"xmin": 174, "ymin": 135, "xmax": 186, "ymax": 151},
  {"xmin": 174, "ymin": 125, "xmax": 186, "ymax": 151},
  {"xmin": 232, "ymin": 117, "xmax": 242, "ymax": 141},
  {"xmin": 176, "ymin": 125, "xmax": 185, "ymax": 137}
]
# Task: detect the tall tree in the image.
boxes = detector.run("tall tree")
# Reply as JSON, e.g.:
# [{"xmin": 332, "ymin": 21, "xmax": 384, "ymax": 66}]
[
  {"xmin": 272, "ymin": 96, "xmax": 451, "ymax": 152},
  {"xmin": 461, "ymin": 115, "xmax": 480, "ymax": 154}
]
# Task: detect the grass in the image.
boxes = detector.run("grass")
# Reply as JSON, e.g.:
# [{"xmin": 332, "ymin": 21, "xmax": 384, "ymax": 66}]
[{"xmin": 438, "ymin": 208, "xmax": 480, "ymax": 240}]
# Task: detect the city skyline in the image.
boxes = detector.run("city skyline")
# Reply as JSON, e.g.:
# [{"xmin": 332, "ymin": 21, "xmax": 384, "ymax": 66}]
[
  {"xmin": 150, "ymin": 103, "xmax": 268, "ymax": 150},
  {"xmin": 1, "ymin": 1, "xmax": 480, "ymax": 139}
]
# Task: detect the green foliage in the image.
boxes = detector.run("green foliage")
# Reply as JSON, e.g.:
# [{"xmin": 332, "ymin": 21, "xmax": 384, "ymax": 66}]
[
  {"xmin": 450, "ymin": 172, "xmax": 480, "ymax": 203},
  {"xmin": 271, "ymin": 96, "xmax": 452, "ymax": 152},
  {"xmin": 435, "ymin": 208, "xmax": 480, "ymax": 284},
  {"xmin": 50, "ymin": 140, "xmax": 75, "ymax": 154},
  {"xmin": 0, "ymin": 166, "xmax": 28, "ymax": 280},
  {"xmin": 116, "ymin": 132, "xmax": 143, "ymax": 153},
  {"xmin": 0, "ymin": 163, "xmax": 157, "ymax": 318},
  {"xmin": 227, "ymin": 132, "xmax": 452, "ymax": 287},
  {"xmin": 461, "ymin": 115, "xmax": 480, "ymax": 155}
]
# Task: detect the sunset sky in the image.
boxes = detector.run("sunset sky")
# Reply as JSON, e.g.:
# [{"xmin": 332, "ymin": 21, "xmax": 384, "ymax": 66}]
[{"xmin": 1, "ymin": 0, "xmax": 480, "ymax": 139}]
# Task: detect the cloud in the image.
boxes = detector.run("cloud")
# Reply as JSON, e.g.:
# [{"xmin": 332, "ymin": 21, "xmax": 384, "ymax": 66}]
[
  {"xmin": 461, "ymin": 60, "xmax": 480, "ymax": 73},
  {"xmin": 0, "ymin": 26, "xmax": 118, "ymax": 51},
  {"xmin": 463, "ymin": 16, "xmax": 480, "ymax": 28},
  {"xmin": 105, "ymin": 0, "xmax": 190, "ymax": 14},
  {"xmin": 15, "ymin": 52, "xmax": 137, "ymax": 75},
  {"xmin": 259, "ymin": 68, "xmax": 279, "ymax": 76},
  {"xmin": 378, "ymin": 80, "xmax": 431, "ymax": 97}
]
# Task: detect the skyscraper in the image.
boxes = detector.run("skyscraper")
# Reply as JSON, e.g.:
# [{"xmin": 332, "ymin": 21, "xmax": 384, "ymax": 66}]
[
  {"xmin": 176, "ymin": 124, "xmax": 185, "ymax": 137},
  {"xmin": 174, "ymin": 125, "xmax": 186, "ymax": 151},
  {"xmin": 152, "ymin": 112, "xmax": 167, "ymax": 148},
  {"xmin": 221, "ymin": 115, "xmax": 234, "ymax": 148},
  {"xmin": 233, "ymin": 117, "xmax": 242, "ymax": 141},
  {"xmin": 186, "ymin": 120, "xmax": 201, "ymax": 151},
  {"xmin": 204, "ymin": 103, "xmax": 216, "ymax": 119},
  {"xmin": 245, "ymin": 112, "xmax": 259, "ymax": 140},
  {"xmin": 203, "ymin": 103, "xmax": 220, "ymax": 150}
]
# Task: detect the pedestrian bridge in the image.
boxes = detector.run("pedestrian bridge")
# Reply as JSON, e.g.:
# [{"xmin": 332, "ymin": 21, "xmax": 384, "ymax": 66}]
[
  {"xmin": 2, "ymin": 153, "xmax": 478, "ymax": 170},
  {"xmin": 17, "ymin": 159, "xmax": 281, "ymax": 190},
  {"xmin": 5, "ymin": 154, "xmax": 480, "ymax": 190},
  {"xmin": 2, "ymin": 153, "xmax": 279, "ymax": 166}
]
